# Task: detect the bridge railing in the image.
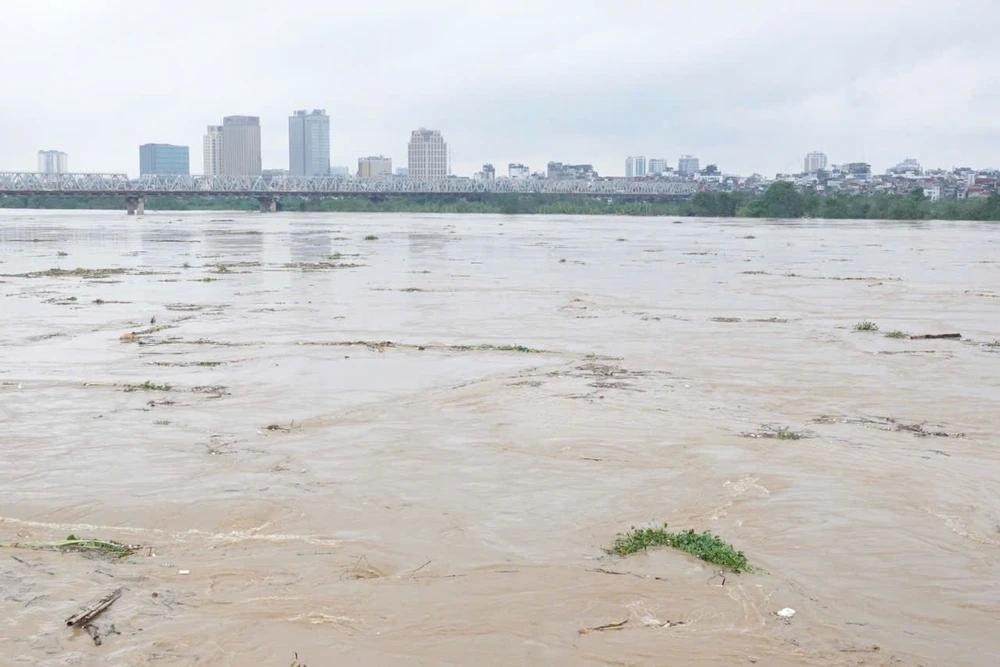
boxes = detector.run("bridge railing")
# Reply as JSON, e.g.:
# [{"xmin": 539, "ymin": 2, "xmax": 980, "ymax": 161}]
[{"xmin": 0, "ymin": 172, "xmax": 697, "ymax": 196}]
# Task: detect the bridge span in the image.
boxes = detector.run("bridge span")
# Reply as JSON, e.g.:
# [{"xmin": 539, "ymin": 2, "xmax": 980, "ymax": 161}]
[{"xmin": 0, "ymin": 172, "xmax": 698, "ymax": 214}]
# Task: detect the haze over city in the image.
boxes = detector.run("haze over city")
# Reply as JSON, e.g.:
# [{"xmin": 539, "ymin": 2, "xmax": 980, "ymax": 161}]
[{"xmin": 2, "ymin": 0, "xmax": 998, "ymax": 178}]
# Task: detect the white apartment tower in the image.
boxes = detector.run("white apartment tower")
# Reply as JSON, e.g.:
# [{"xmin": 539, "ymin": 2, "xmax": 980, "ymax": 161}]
[
  {"xmin": 625, "ymin": 155, "xmax": 647, "ymax": 178},
  {"xmin": 37, "ymin": 150, "xmax": 68, "ymax": 174},
  {"xmin": 203, "ymin": 126, "xmax": 223, "ymax": 176},
  {"xmin": 407, "ymin": 128, "xmax": 448, "ymax": 179},
  {"xmin": 804, "ymin": 151, "xmax": 828, "ymax": 174},
  {"xmin": 221, "ymin": 115, "xmax": 262, "ymax": 176},
  {"xmin": 648, "ymin": 158, "xmax": 668, "ymax": 175}
]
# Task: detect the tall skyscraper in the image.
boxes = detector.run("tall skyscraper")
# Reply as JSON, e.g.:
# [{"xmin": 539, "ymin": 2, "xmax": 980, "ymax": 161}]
[
  {"xmin": 221, "ymin": 115, "xmax": 262, "ymax": 176},
  {"xmin": 625, "ymin": 155, "xmax": 647, "ymax": 178},
  {"xmin": 804, "ymin": 151, "xmax": 828, "ymax": 174},
  {"xmin": 288, "ymin": 109, "xmax": 331, "ymax": 177},
  {"xmin": 357, "ymin": 155, "xmax": 392, "ymax": 178},
  {"xmin": 678, "ymin": 155, "xmax": 700, "ymax": 176},
  {"xmin": 407, "ymin": 128, "xmax": 448, "ymax": 179},
  {"xmin": 140, "ymin": 143, "xmax": 189, "ymax": 176},
  {"xmin": 37, "ymin": 150, "xmax": 68, "ymax": 174},
  {"xmin": 203, "ymin": 126, "xmax": 223, "ymax": 176}
]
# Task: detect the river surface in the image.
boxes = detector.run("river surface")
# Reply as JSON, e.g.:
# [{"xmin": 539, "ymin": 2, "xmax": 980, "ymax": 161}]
[{"xmin": 1, "ymin": 210, "xmax": 998, "ymax": 666}]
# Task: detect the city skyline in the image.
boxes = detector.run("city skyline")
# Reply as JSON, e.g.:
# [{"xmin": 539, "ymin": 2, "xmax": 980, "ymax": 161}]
[{"xmin": 1, "ymin": 2, "xmax": 999, "ymax": 177}]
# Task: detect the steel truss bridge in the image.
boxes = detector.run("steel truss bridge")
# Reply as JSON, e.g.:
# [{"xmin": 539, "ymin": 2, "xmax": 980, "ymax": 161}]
[{"xmin": 0, "ymin": 172, "xmax": 697, "ymax": 213}]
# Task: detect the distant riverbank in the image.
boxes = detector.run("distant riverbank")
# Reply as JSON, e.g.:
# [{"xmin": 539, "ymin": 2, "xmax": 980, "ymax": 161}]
[{"xmin": 2, "ymin": 182, "xmax": 999, "ymax": 220}]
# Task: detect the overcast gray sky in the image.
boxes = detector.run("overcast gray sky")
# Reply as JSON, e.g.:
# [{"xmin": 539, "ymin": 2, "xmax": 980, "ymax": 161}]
[{"xmin": 2, "ymin": 0, "xmax": 998, "ymax": 177}]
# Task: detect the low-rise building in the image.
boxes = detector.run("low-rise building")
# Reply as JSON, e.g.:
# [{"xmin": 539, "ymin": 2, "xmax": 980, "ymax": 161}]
[
  {"xmin": 508, "ymin": 163, "xmax": 530, "ymax": 179},
  {"xmin": 547, "ymin": 162, "xmax": 598, "ymax": 180},
  {"xmin": 358, "ymin": 155, "xmax": 392, "ymax": 178}
]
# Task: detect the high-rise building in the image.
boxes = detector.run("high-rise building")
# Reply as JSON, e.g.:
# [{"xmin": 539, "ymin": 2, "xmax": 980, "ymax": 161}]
[
  {"xmin": 221, "ymin": 115, "xmax": 262, "ymax": 176},
  {"xmin": 625, "ymin": 155, "xmax": 647, "ymax": 178},
  {"xmin": 288, "ymin": 109, "xmax": 330, "ymax": 177},
  {"xmin": 407, "ymin": 128, "xmax": 448, "ymax": 179},
  {"xmin": 804, "ymin": 151, "xmax": 828, "ymax": 174},
  {"xmin": 203, "ymin": 125, "xmax": 223, "ymax": 176},
  {"xmin": 358, "ymin": 155, "xmax": 392, "ymax": 178},
  {"xmin": 678, "ymin": 155, "xmax": 700, "ymax": 176},
  {"xmin": 37, "ymin": 150, "xmax": 68, "ymax": 174},
  {"xmin": 139, "ymin": 143, "xmax": 189, "ymax": 176},
  {"xmin": 648, "ymin": 158, "xmax": 669, "ymax": 175},
  {"xmin": 508, "ymin": 163, "xmax": 529, "ymax": 179}
]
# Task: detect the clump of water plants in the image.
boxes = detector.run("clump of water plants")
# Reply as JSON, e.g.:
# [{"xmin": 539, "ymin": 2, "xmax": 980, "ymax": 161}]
[
  {"xmin": 854, "ymin": 320, "xmax": 879, "ymax": 332},
  {"xmin": 741, "ymin": 425, "xmax": 806, "ymax": 440},
  {"xmin": 774, "ymin": 426, "xmax": 803, "ymax": 440},
  {"xmin": 363, "ymin": 234, "xmax": 379, "ymax": 241},
  {"xmin": 608, "ymin": 525, "xmax": 751, "ymax": 572},
  {"xmin": 122, "ymin": 380, "xmax": 172, "ymax": 392},
  {"xmin": 884, "ymin": 330, "xmax": 907, "ymax": 338}
]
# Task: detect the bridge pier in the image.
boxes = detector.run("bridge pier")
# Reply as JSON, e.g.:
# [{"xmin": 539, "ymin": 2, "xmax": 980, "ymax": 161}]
[
  {"xmin": 257, "ymin": 195, "xmax": 278, "ymax": 212},
  {"xmin": 126, "ymin": 195, "xmax": 145, "ymax": 216}
]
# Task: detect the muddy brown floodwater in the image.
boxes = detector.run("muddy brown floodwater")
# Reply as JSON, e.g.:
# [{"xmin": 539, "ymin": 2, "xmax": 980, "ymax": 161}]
[{"xmin": 1, "ymin": 210, "xmax": 999, "ymax": 666}]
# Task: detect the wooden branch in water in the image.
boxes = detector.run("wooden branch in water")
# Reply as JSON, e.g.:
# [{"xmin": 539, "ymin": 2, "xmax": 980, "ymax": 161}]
[
  {"xmin": 909, "ymin": 333, "xmax": 961, "ymax": 339},
  {"xmin": 578, "ymin": 618, "xmax": 629, "ymax": 634},
  {"xmin": 65, "ymin": 588, "xmax": 122, "ymax": 628}
]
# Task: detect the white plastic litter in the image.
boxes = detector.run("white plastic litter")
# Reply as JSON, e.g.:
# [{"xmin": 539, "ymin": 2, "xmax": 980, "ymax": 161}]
[
  {"xmin": 178, "ymin": 569, "xmax": 191, "ymax": 575},
  {"xmin": 776, "ymin": 608, "xmax": 796, "ymax": 619}
]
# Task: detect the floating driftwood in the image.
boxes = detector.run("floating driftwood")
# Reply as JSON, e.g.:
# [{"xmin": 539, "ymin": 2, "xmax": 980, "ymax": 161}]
[
  {"xmin": 578, "ymin": 618, "xmax": 628, "ymax": 634},
  {"xmin": 65, "ymin": 587, "xmax": 122, "ymax": 628},
  {"xmin": 909, "ymin": 333, "xmax": 961, "ymax": 340}
]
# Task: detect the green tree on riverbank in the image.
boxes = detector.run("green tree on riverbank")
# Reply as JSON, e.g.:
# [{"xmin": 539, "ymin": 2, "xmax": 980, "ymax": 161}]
[{"xmin": 2, "ymin": 186, "xmax": 998, "ymax": 220}]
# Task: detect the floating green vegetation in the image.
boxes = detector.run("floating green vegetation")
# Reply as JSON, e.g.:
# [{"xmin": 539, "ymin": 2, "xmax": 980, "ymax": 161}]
[
  {"xmin": 121, "ymin": 380, "xmax": 172, "ymax": 392},
  {"xmin": 282, "ymin": 261, "xmax": 364, "ymax": 271},
  {"xmin": 741, "ymin": 425, "xmax": 806, "ymax": 440},
  {"xmin": 854, "ymin": 320, "xmax": 879, "ymax": 332},
  {"xmin": 363, "ymin": 234, "xmax": 379, "ymax": 241},
  {"xmin": 608, "ymin": 525, "xmax": 751, "ymax": 572},
  {"xmin": 884, "ymin": 330, "xmax": 908, "ymax": 339},
  {"xmin": 310, "ymin": 340, "xmax": 545, "ymax": 354},
  {"xmin": 58, "ymin": 534, "xmax": 136, "ymax": 558},
  {"xmin": 4, "ymin": 267, "xmax": 129, "ymax": 279},
  {"xmin": 0, "ymin": 534, "xmax": 137, "ymax": 559},
  {"xmin": 449, "ymin": 343, "xmax": 543, "ymax": 353},
  {"xmin": 986, "ymin": 340, "xmax": 1000, "ymax": 348}
]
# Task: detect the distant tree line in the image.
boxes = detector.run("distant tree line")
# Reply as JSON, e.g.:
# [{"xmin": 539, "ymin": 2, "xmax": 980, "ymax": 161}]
[{"xmin": 2, "ymin": 184, "xmax": 999, "ymax": 220}]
